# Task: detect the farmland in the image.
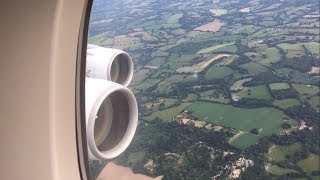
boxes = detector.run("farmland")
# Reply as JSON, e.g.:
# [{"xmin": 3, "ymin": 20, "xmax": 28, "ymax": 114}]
[
  {"xmin": 297, "ymin": 154, "xmax": 320, "ymax": 178},
  {"xmin": 89, "ymin": 0, "xmax": 320, "ymax": 178},
  {"xmin": 187, "ymin": 102, "xmax": 295, "ymax": 136},
  {"xmin": 235, "ymin": 85, "xmax": 272, "ymax": 100},
  {"xmin": 269, "ymin": 83, "xmax": 291, "ymax": 90},
  {"xmin": 268, "ymin": 143, "xmax": 303, "ymax": 162},
  {"xmin": 273, "ymin": 98, "xmax": 301, "ymax": 109}
]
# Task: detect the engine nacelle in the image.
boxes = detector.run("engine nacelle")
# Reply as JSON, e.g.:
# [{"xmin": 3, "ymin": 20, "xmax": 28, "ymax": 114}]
[
  {"xmin": 85, "ymin": 78, "xmax": 138, "ymax": 160},
  {"xmin": 86, "ymin": 44, "xmax": 133, "ymax": 86}
]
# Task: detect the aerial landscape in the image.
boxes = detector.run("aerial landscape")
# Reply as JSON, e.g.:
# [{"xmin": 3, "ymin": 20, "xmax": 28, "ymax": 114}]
[{"xmin": 88, "ymin": 0, "xmax": 320, "ymax": 179}]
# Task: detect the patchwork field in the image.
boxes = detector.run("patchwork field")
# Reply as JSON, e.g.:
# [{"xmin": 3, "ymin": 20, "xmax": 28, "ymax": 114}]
[
  {"xmin": 131, "ymin": 69, "xmax": 150, "ymax": 85},
  {"xmin": 266, "ymin": 164, "xmax": 299, "ymax": 175},
  {"xmin": 187, "ymin": 102, "xmax": 296, "ymax": 136},
  {"xmin": 197, "ymin": 43, "xmax": 234, "ymax": 54},
  {"xmin": 297, "ymin": 153, "xmax": 320, "ymax": 178},
  {"xmin": 146, "ymin": 57, "xmax": 167, "ymax": 66},
  {"xmin": 235, "ymin": 85, "xmax": 272, "ymax": 100},
  {"xmin": 268, "ymin": 143, "xmax": 303, "ymax": 162},
  {"xmin": 245, "ymin": 47, "xmax": 282, "ymax": 66},
  {"xmin": 204, "ymin": 66, "xmax": 233, "ymax": 80},
  {"xmin": 131, "ymin": 79, "xmax": 162, "ymax": 92},
  {"xmin": 308, "ymin": 96, "xmax": 320, "ymax": 112},
  {"xmin": 155, "ymin": 74, "xmax": 197, "ymax": 93},
  {"xmin": 177, "ymin": 54, "xmax": 230, "ymax": 73},
  {"xmin": 199, "ymin": 90, "xmax": 230, "ymax": 104},
  {"xmin": 209, "ymin": 9, "xmax": 228, "ymax": 16},
  {"xmin": 229, "ymin": 132, "xmax": 260, "ymax": 150},
  {"xmin": 182, "ymin": 94, "xmax": 198, "ymax": 102},
  {"xmin": 277, "ymin": 43, "xmax": 305, "ymax": 58},
  {"xmin": 303, "ymin": 42, "xmax": 320, "ymax": 56},
  {"xmin": 194, "ymin": 20, "xmax": 225, "ymax": 32},
  {"xmin": 145, "ymin": 103, "xmax": 191, "ymax": 122},
  {"xmin": 292, "ymin": 84, "xmax": 320, "ymax": 111},
  {"xmin": 269, "ymin": 83, "xmax": 290, "ymax": 90},
  {"xmin": 166, "ymin": 13, "xmax": 183, "ymax": 24},
  {"xmin": 230, "ymin": 78, "xmax": 252, "ymax": 91},
  {"xmin": 277, "ymin": 68, "xmax": 317, "ymax": 85},
  {"xmin": 240, "ymin": 62, "xmax": 269, "ymax": 75},
  {"xmin": 89, "ymin": 0, "xmax": 320, "ymax": 178},
  {"xmin": 273, "ymin": 98, "xmax": 301, "ymax": 109},
  {"xmin": 292, "ymin": 84, "xmax": 320, "ymax": 95}
]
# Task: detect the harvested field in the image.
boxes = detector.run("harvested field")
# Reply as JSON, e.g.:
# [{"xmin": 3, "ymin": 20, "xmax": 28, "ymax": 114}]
[
  {"xmin": 209, "ymin": 9, "xmax": 227, "ymax": 16},
  {"xmin": 230, "ymin": 78, "xmax": 252, "ymax": 91},
  {"xmin": 239, "ymin": 7, "xmax": 250, "ymax": 13},
  {"xmin": 177, "ymin": 54, "xmax": 230, "ymax": 73},
  {"xmin": 194, "ymin": 20, "xmax": 225, "ymax": 32}
]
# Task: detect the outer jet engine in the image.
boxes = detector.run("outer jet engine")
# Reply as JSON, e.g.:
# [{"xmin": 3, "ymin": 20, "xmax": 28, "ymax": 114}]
[{"xmin": 85, "ymin": 44, "xmax": 138, "ymax": 160}]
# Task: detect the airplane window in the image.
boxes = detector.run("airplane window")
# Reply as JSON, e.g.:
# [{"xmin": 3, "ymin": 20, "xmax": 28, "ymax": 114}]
[{"xmin": 86, "ymin": 0, "xmax": 320, "ymax": 179}]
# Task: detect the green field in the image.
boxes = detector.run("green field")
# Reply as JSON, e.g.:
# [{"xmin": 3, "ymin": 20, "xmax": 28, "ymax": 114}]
[
  {"xmin": 210, "ymin": 44, "xmax": 238, "ymax": 54},
  {"xmin": 235, "ymin": 25, "xmax": 260, "ymax": 34},
  {"xmin": 268, "ymin": 143, "xmax": 303, "ymax": 162},
  {"xmin": 308, "ymin": 96, "xmax": 320, "ymax": 112},
  {"xmin": 199, "ymin": 90, "xmax": 230, "ymax": 104},
  {"xmin": 166, "ymin": 13, "xmax": 183, "ymax": 24},
  {"xmin": 292, "ymin": 84, "xmax": 320, "ymax": 111},
  {"xmin": 182, "ymin": 94, "xmax": 198, "ymax": 102},
  {"xmin": 131, "ymin": 79, "xmax": 162, "ymax": 92},
  {"xmin": 163, "ymin": 53, "xmax": 195, "ymax": 70},
  {"xmin": 267, "ymin": 164, "xmax": 299, "ymax": 175},
  {"xmin": 269, "ymin": 83, "xmax": 291, "ymax": 90},
  {"xmin": 209, "ymin": 9, "xmax": 228, "ymax": 16},
  {"xmin": 146, "ymin": 57, "xmax": 167, "ymax": 66},
  {"xmin": 187, "ymin": 102, "xmax": 296, "ymax": 136},
  {"xmin": 162, "ymin": 98, "xmax": 178, "ymax": 108},
  {"xmin": 230, "ymin": 78, "xmax": 252, "ymax": 91},
  {"xmin": 205, "ymin": 67, "xmax": 233, "ymax": 80},
  {"xmin": 245, "ymin": 47, "xmax": 282, "ymax": 66},
  {"xmin": 229, "ymin": 132, "xmax": 260, "ymax": 150},
  {"xmin": 303, "ymin": 42, "xmax": 320, "ymax": 56},
  {"xmin": 277, "ymin": 68, "xmax": 317, "ymax": 85},
  {"xmin": 240, "ymin": 62, "xmax": 269, "ymax": 75},
  {"xmin": 155, "ymin": 74, "xmax": 196, "ymax": 93},
  {"xmin": 292, "ymin": 84, "xmax": 319, "ymax": 96},
  {"xmin": 259, "ymin": 20, "xmax": 278, "ymax": 27},
  {"xmin": 277, "ymin": 43, "xmax": 305, "ymax": 58},
  {"xmin": 273, "ymin": 98, "xmax": 301, "ymax": 109},
  {"xmin": 162, "ymin": 23, "xmax": 181, "ymax": 29},
  {"xmin": 145, "ymin": 103, "xmax": 191, "ymax": 121},
  {"xmin": 131, "ymin": 69, "xmax": 150, "ymax": 85},
  {"xmin": 88, "ymin": 33, "xmax": 104, "ymax": 44},
  {"xmin": 297, "ymin": 153, "xmax": 320, "ymax": 178},
  {"xmin": 198, "ymin": 43, "xmax": 234, "ymax": 54},
  {"xmin": 151, "ymin": 50, "xmax": 170, "ymax": 58},
  {"xmin": 235, "ymin": 85, "xmax": 272, "ymax": 100}
]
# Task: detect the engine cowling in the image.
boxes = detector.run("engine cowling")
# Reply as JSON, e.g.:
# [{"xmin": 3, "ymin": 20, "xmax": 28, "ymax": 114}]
[
  {"xmin": 85, "ymin": 78, "xmax": 138, "ymax": 160},
  {"xmin": 86, "ymin": 44, "xmax": 133, "ymax": 87}
]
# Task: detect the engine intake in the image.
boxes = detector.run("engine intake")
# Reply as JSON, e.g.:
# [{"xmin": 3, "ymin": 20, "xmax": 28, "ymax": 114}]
[
  {"xmin": 86, "ymin": 44, "xmax": 133, "ymax": 87},
  {"xmin": 85, "ymin": 78, "xmax": 138, "ymax": 159}
]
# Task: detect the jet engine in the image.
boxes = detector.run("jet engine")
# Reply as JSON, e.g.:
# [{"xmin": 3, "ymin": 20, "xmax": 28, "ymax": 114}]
[
  {"xmin": 85, "ymin": 45, "xmax": 138, "ymax": 160},
  {"xmin": 86, "ymin": 44, "xmax": 133, "ymax": 86}
]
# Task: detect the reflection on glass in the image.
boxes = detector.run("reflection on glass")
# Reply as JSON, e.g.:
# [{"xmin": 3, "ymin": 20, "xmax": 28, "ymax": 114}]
[{"xmin": 94, "ymin": 97, "xmax": 113, "ymax": 148}]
